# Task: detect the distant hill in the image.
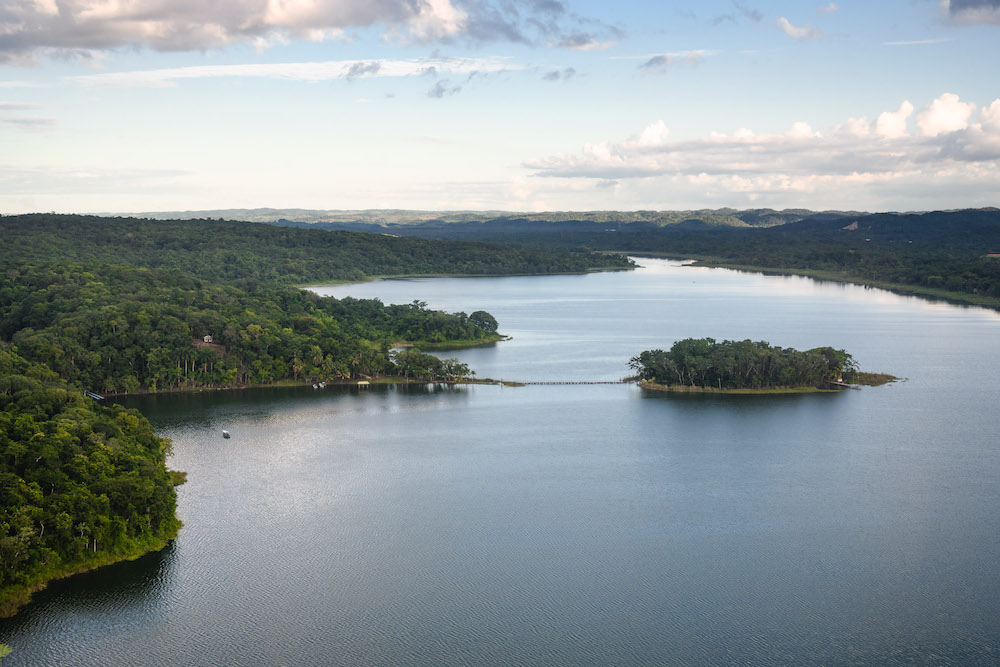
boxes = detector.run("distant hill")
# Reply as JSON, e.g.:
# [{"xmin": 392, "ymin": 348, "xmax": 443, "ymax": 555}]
[{"xmin": 118, "ymin": 207, "xmax": 866, "ymax": 229}]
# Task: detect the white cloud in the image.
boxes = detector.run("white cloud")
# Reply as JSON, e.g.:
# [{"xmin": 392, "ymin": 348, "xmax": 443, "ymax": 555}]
[
  {"xmin": 636, "ymin": 120, "xmax": 670, "ymax": 147},
  {"xmin": 1, "ymin": 116, "xmax": 57, "ymax": 131},
  {"xmin": 71, "ymin": 57, "xmax": 519, "ymax": 88},
  {"xmin": 876, "ymin": 100, "xmax": 913, "ymax": 138},
  {"xmin": 556, "ymin": 35, "xmax": 617, "ymax": 51},
  {"xmin": 0, "ymin": 102, "xmax": 44, "ymax": 111},
  {"xmin": 776, "ymin": 17, "xmax": 822, "ymax": 39},
  {"xmin": 523, "ymin": 95, "xmax": 1000, "ymax": 208},
  {"xmin": 634, "ymin": 50, "xmax": 718, "ymax": 73},
  {"xmin": 786, "ymin": 121, "xmax": 817, "ymax": 139},
  {"xmin": 981, "ymin": 99, "xmax": 1000, "ymax": 132},
  {"xmin": 882, "ymin": 38, "xmax": 953, "ymax": 46},
  {"xmin": 0, "ymin": 81, "xmax": 48, "ymax": 89},
  {"xmin": 916, "ymin": 92, "xmax": 976, "ymax": 137},
  {"xmin": 816, "ymin": 2, "xmax": 839, "ymax": 13},
  {"xmin": 0, "ymin": 0, "xmax": 615, "ymax": 63}
]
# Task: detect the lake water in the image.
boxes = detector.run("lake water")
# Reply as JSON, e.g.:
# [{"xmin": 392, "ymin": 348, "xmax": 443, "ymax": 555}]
[{"xmin": 2, "ymin": 259, "xmax": 999, "ymax": 665}]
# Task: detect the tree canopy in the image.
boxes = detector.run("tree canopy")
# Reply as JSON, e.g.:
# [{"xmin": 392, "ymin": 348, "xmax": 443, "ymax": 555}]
[
  {"xmin": 0, "ymin": 347, "xmax": 180, "ymax": 617},
  {"xmin": 630, "ymin": 338, "xmax": 857, "ymax": 390},
  {"xmin": 1, "ymin": 263, "xmax": 489, "ymax": 393},
  {"xmin": 0, "ymin": 214, "xmax": 633, "ymax": 286}
]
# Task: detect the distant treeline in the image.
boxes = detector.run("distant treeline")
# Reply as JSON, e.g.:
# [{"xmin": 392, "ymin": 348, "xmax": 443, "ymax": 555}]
[
  {"xmin": 0, "ymin": 347, "xmax": 181, "ymax": 616},
  {"xmin": 1, "ymin": 263, "xmax": 489, "ymax": 393},
  {"xmin": 0, "ymin": 214, "xmax": 633, "ymax": 286},
  {"xmin": 337, "ymin": 208, "xmax": 1000, "ymax": 307},
  {"xmin": 630, "ymin": 338, "xmax": 857, "ymax": 390},
  {"xmin": 133, "ymin": 206, "xmax": 866, "ymax": 228}
]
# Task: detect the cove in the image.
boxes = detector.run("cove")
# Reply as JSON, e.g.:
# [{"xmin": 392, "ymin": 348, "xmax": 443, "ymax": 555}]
[{"xmin": 1, "ymin": 258, "xmax": 998, "ymax": 666}]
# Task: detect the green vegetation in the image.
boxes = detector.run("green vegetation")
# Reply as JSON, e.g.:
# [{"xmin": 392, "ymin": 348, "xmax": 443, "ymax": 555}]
[
  {"xmin": 850, "ymin": 371, "xmax": 898, "ymax": 386},
  {"xmin": 1, "ymin": 264, "xmax": 488, "ymax": 393},
  {"xmin": 304, "ymin": 208, "xmax": 1000, "ymax": 310},
  {"xmin": 0, "ymin": 214, "xmax": 633, "ymax": 286},
  {"xmin": 0, "ymin": 347, "xmax": 180, "ymax": 617},
  {"xmin": 3, "ymin": 212, "xmax": 620, "ymax": 617},
  {"xmin": 629, "ymin": 338, "xmax": 862, "ymax": 391}
]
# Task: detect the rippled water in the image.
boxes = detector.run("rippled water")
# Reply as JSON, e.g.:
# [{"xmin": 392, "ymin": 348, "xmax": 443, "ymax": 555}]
[{"xmin": 2, "ymin": 259, "xmax": 999, "ymax": 665}]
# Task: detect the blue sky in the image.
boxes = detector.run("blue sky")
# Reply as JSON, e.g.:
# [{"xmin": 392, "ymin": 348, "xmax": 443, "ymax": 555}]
[{"xmin": 1, "ymin": 0, "xmax": 998, "ymax": 213}]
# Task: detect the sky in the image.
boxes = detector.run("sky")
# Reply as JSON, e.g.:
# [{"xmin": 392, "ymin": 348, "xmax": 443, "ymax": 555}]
[{"xmin": 1, "ymin": 0, "xmax": 998, "ymax": 214}]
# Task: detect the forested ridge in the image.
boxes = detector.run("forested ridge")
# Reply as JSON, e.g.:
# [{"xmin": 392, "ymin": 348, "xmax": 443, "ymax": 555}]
[
  {"xmin": 0, "ymin": 214, "xmax": 633, "ymax": 285},
  {"xmin": 0, "ymin": 347, "xmax": 180, "ymax": 617},
  {"xmin": 630, "ymin": 338, "xmax": 859, "ymax": 391},
  {"xmin": 307, "ymin": 208, "xmax": 1000, "ymax": 308}
]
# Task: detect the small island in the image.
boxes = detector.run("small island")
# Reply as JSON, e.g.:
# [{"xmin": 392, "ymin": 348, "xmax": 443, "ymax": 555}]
[{"xmin": 630, "ymin": 338, "xmax": 896, "ymax": 394}]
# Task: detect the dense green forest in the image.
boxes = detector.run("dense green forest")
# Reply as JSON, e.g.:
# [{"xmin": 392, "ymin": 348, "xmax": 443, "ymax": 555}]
[
  {"xmin": 630, "ymin": 338, "xmax": 858, "ymax": 390},
  {"xmin": 1, "ymin": 213, "xmax": 589, "ymax": 613},
  {"xmin": 0, "ymin": 347, "xmax": 180, "ymax": 617},
  {"xmin": 0, "ymin": 214, "xmax": 633, "ymax": 285},
  {"xmin": 281, "ymin": 208, "xmax": 1000, "ymax": 308},
  {"xmin": 90, "ymin": 206, "xmax": 1000, "ymax": 308},
  {"xmin": 0, "ymin": 263, "xmax": 490, "ymax": 394},
  {"xmin": 620, "ymin": 210, "xmax": 1000, "ymax": 304}
]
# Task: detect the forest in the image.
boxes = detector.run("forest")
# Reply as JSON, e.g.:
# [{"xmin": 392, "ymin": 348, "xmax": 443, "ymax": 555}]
[
  {"xmin": 0, "ymin": 214, "xmax": 633, "ymax": 286},
  {"xmin": 629, "ymin": 338, "xmax": 858, "ymax": 391},
  {"xmin": 0, "ymin": 347, "xmax": 180, "ymax": 617},
  {"xmin": 288, "ymin": 208, "xmax": 1000, "ymax": 309},
  {"xmin": 0, "ymin": 263, "xmax": 490, "ymax": 393},
  {"xmin": 1, "ymin": 213, "xmax": 628, "ymax": 615}
]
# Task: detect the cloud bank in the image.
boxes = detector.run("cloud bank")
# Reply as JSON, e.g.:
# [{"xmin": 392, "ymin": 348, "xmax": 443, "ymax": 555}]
[
  {"xmin": 525, "ymin": 93, "xmax": 1000, "ymax": 206},
  {"xmin": 0, "ymin": 0, "xmax": 620, "ymax": 64}
]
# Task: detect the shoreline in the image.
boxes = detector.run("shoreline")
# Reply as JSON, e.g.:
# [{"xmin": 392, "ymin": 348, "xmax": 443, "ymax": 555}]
[
  {"xmin": 638, "ymin": 380, "xmax": 842, "ymax": 395},
  {"xmin": 295, "ymin": 264, "xmax": 635, "ymax": 288},
  {"xmin": 99, "ymin": 335, "xmax": 508, "ymax": 398},
  {"xmin": 0, "ymin": 524, "xmax": 180, "ymax": 619},
  {"xmin": 626, "ymin": 252, "xmax": 1000, "ymax": 311},
  {"xmin": 102, "ymin": 373, "xmax": 509, "ymax": 399}
]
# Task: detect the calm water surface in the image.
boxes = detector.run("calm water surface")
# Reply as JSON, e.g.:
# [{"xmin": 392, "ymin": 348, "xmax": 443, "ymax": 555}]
[{"xmin": 2, "ymin": 259, "xmax": 999, "ymax": 665}]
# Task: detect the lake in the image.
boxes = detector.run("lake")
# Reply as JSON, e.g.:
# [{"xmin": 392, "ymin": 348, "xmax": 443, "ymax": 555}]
[{"xmin": 2, "ymin": 258, "xmax": 998, "ymax": 665}]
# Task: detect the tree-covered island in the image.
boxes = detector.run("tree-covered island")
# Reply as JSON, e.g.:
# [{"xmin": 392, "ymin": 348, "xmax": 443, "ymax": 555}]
[{"xmin": 630, "ymin": 338, "xmax": 896, "ymax": 393}]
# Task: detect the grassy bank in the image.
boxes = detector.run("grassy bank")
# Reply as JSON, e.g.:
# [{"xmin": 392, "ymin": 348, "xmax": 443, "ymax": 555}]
[
  {"xmin": 408, "ymin": 334, "xmax": 508, "ymax": 350},
  {"xmin": 851, "ymin": 372, "xmax": 900, "ymax": 386}
]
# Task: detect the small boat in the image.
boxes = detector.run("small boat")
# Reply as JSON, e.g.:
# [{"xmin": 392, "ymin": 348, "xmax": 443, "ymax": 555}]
[
  {"xmin": 312, "ymin": 383, "xmax": 318, "ymax": 389},
  {"xmin": 222, "ymin": 430, "xmax": 231, "ymax": 439}
]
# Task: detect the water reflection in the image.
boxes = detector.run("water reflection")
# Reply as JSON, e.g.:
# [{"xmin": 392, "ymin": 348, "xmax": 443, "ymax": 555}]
[{"xmin": 2, "ymin": 259, "xmax": 999, "ymax": 666}]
